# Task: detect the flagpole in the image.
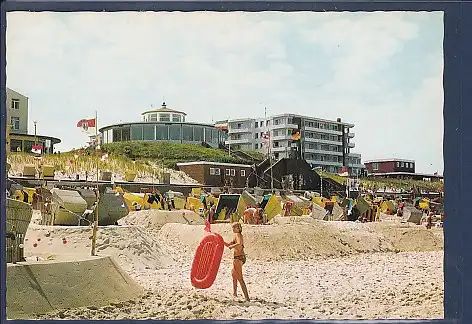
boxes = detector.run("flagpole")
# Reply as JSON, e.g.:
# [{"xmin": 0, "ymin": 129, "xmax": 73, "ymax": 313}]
[
  {"xmin": 265, "ymin": 107, "xmax": 274, "ymax": 192},
  {"xmin": 91, "ymin": 110, "xmax": 99, "ymax": 256}
]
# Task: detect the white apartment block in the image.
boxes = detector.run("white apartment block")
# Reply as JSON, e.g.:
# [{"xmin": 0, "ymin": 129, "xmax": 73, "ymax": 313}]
[{"xmin": 225, "ymin": 113, "xmax": 364, "ymax": 175}]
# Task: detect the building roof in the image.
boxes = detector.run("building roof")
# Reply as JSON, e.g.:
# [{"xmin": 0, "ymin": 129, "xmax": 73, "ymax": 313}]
[
  {"xmin": 364, "ymin": 158, "xmax": 415, "ymax": 164},
  {"xmin": 176, "ymin": 161, "xmax": 253, "ymax": 168},
  {"xmin": 369, "ymin": 171, "xmax": 443, "ymax": 178},
  {"xmin": 271, "ymin": 113, "xmax": 355, "ymax": 127},
  {"xmin": 9, "ymin": 133, "xmax": 61, "ymax": 144},
  {"xmin": 141, "ymin": 102, "xmax": 187, "ymax": 116}
]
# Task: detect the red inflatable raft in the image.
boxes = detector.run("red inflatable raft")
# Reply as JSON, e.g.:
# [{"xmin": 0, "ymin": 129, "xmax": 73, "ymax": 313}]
[{"xmin": 190, "ymin": 232, "xmax": 225, "ymax": 289}]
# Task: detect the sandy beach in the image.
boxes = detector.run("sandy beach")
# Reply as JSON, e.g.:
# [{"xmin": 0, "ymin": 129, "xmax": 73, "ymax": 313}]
[{"xmin": 23, "ymin": 210, "xmax": 444, "ymax": 320}]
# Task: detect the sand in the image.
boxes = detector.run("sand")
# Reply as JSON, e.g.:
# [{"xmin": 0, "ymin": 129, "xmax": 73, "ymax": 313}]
[{"xmin": 23, "ymin": 210, "xmax": 444, "ymax": 320}]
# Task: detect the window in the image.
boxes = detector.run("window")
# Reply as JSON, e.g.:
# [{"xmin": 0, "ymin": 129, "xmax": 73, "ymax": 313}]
[
  {"xmin": 10, "ymin": 117, "xmax": 20, "ymax": 130},
  {"xmin": 169, "ymin": 124, "xmax": 181, "ymax": 140},
  {"xmin": 172, "ymin": 115, "xmax": 182, "ymax": 122},
  {"xmin": 130, "ymin": 125, "xmax": 143, "ymax": 141},
  {"xmin": 156, "ymin": 125, "xmax": 169, "ymax": 140},
  {"xmin": 193, "ymin": 126, "xmax": 203, "ymax": 142},
  {"xmin": 396, "ymin": 162, "xmax": 400, "ymax": 167},
  {"xmin": 209, "ymin": 168, "xmax": 221, "ymax": 176},
  {"xmin": 372, "ymin": 162, "xmax": 379, "ymax": 170},
  {"xmin": 143, "ymin": 125, "xmax": 155, "ymax": 140},
  {"xmin": 230, "ymin": 169, "xmax": 236, "ymax": 177},
  {"xmin": 241, "ymin": 170, "xmax": 246, "ymax": 177},
  {"xmin": 254, "ymin": 122, "xmax": 258, "ymax": 128},
  {"xmin": 406, "ymin": 162, "xmax": 409, "ymax": 168},
  {"xmin": 254, "ymin": 144, "xmax": 258, "ymax": 149},
  {"xmin": 255, "ymin": 133, "xmax": 259, "ymax": 139},
  {"xmin": 225, "ymin": 169, "xmax": 231, "ymax": 176},
  {"xmin": 401, "ymin": 162, "xmax": 404, "ymax": 167},
  {"xmin": 159, "ymin": 114, "xmax": 170, "ymax": 122},
  {"xmin": 11, "ymin": 99, "xmax": 20, "ymax": 110},
  {"xmin": 149, "ymin": 114, "xmax": 158, "ymax": 122}
]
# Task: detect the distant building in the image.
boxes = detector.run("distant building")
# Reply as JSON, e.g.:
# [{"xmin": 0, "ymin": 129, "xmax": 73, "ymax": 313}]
[
  {"xmin": 176, "ymin": 161, "xmax": 252, "ymax": 188},
  {"xmin": 6, "ymin": 87, "xmax": 61, "ymax": 154},
  {"xmin": 364, "ymin": 158, "xmax": 442, "ymax": 182},
  {"xmin": 100, "ymin": 102, "xmax": 228, "ymax": 148},
  {"xmin": 364, "ymin": 158, "xmax": 416, "ymax": 174},
  {"xmin": 224, "ymin": 113, "xmax": 363, "ymax": 176}
]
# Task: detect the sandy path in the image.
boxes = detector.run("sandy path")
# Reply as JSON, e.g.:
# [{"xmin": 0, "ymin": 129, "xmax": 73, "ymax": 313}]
[{"xmin": 36, "ymin": 251, "xmax": 443, "ymax": 320}]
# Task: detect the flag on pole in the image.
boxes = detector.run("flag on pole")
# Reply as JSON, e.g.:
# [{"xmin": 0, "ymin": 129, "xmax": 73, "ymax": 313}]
[
  {"xmin": 339, "ymin": 167, "xmax": 349, "ymax": 177},
  {"xmin": 31, "ymin": 144, "xmax": 43, "ymax": 155},
  {"xmin": 261, "ymin": 132, "xmax": 270, "ymax": 147},
  {"xmin": 77, "ymin": 118, "xmax": 97, "ymax": 135}
]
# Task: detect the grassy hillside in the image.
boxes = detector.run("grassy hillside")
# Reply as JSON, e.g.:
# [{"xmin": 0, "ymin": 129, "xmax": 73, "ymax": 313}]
[{"xmin": 101, "ymin": 142, "xmax": 255, "ymax": 168}]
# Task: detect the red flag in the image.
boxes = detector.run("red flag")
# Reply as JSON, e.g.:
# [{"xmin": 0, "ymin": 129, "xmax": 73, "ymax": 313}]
[{"xmin": 204, "ymin": 220, "xmax": 211, "ymax": 232}]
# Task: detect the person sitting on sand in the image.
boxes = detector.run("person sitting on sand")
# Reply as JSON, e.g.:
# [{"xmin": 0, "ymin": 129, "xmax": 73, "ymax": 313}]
[{"xmin": 224, "ymin": 222, "xmax": 250, "ymax": 301}]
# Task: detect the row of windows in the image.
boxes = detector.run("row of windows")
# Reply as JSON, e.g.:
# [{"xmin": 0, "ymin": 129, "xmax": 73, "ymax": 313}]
[
  {"xmin": 306, "ymin": 142, "xmax": 342, "ymax": 152},
  {"xmin": 304, "ymin": 120, "xmax": 342, "ymax": 131},
  {"xmin": 305, "ymin": 153, "xmax": 344, "ymax": 163},
  {"xmin": 254, "ymin": 120, "xmax": 270, "ymax": 128},
  {"xmin": 371, "ymin": 161, "xmax": 415, "ymax": 170},
  {"xmin": 304, "ymin": 131, "xmax": 342, "ymax": 142},
  {"xmin": 209, "ymin": 167, "xmax": 246, "ymax": 177},
  {"xmin": 396, "ymin": 161, "xmax": 414, "ymax": 168},
  {"xmin": 143, "ymin": 113, "xmax": 185, "ymax": 123},
  {"xmin": 102, "ymin": 124, "xmax": 228, "ymax": 144}
]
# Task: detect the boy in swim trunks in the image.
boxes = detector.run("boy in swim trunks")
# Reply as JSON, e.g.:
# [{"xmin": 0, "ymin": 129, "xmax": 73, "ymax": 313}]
[{"xmin": 224, "ymin": 222, "xmax": 250, "ymax": 301}]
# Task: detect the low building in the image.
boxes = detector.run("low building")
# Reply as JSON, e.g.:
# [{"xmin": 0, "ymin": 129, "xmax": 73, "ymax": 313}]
[
  {"xmin": 8, "ymin": 133, "xmax": 61, "ymax": 154},
  {"xmin": 100, "ymin": 102, "xmax": 228, "ymax": 148},
  {"xmin": 176, "ymin": 161, "xmax": 253, "ymax": 188},
  {"xmin": 367, "ymin": 171, "xmax": 443, "ymax": 182},
  {"xmin": 364, "ymin": 158, "xmax": 416, "ymax": 174},
  {"xmin": 6, "ymin": 87, "xmax": 61, "ymax": 154},
  {"xmin": 364, "ymin": 158, "xmax": 442, "ymax": 182}
]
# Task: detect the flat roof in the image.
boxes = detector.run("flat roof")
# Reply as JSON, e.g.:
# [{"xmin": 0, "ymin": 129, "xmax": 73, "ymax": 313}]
[
  {"xmin": 10, "ymin": 133, "xmax": 61, "ymax": 144},
  {"xmin": 369, "ymin": 172, "xmax": 443, "ymax": 178},
  {"xmin": 364, "ymin": 158, "xmax": 415, "ymax": 164},
  {"xmin": 271, "ymin": 113, "xmax": 355, "ymax": 127},
  {"xmin": 99, "ymin": 121, "xmax": 222, "ymax": 132},
  {"xmin": 176, "ymin": 161, "xmax": 253, "ymax": 168}
]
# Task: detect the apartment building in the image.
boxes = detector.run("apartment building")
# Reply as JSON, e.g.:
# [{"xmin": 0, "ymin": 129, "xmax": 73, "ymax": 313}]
[
  {"xmin": 225, "ymin": 113, "xmax": 364, "ymax": 176},
  {"xmin": 6, "ymin": 87, "xmax": 29, "ymax": 134}
]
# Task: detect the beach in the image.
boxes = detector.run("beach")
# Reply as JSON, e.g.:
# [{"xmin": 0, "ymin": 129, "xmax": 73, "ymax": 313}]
[{"xmin": 25, "ymin": 210, "xmax": 444, "ymax": 320}]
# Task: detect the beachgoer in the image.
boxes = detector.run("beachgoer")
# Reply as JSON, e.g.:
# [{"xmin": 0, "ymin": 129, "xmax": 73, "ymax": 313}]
[
  {"xmin": 426, "ymin": 211, "xmax": 433, "ymax": 229},
  {"xmin": 224, "ymin": 222, "xmax": 250, "ymax": 301},
  {"xmin": 243, "ymin": 207, "xmax": 257, "ymax": 224}
]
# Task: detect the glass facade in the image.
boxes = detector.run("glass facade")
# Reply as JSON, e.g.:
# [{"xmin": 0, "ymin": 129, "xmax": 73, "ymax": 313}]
[{"xmin": 101, "ymin": 122, "xmax": 227, "ymax": 148}]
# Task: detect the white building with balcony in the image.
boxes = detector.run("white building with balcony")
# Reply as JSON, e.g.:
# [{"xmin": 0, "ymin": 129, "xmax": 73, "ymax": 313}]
[{"xmin": 225, "ymin": 113, "xmax": 364, "ymax": 175}]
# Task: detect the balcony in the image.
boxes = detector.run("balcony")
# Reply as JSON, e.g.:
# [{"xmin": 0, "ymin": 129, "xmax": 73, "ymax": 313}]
[
  {"xmin": 304, "ymin": 126, "xmax": 343, "ymax": 135},
  {"xmin": 348, "ymin": 142, "xmax": 355, "ymax": 148},
  {"xmin": 229, "ymin": 127, "xmax": 250, "ymax": 134},
  {"xmin": 271, "ymin": 134, "xmax": 291, "ymax": 141},
  {"xmin": 226, "ymin": 138, "xmax": 250, "ymax": 145},
  {"xmin": 304, "ymin": 148, "xmax": 343, "ymax": 156},
  {"xmin": 348, "ymin": 132, "xmax": 355, "ymax": 138}
]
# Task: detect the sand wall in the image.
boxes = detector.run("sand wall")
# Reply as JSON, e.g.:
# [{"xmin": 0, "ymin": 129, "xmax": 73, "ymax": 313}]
[
  {"xmin": 7, "ymin": 255, "xmax": 143, "ymax": 319},
  {"xmin": 157, "ymin": 221, "xmax": 444, "ymax": 262}
]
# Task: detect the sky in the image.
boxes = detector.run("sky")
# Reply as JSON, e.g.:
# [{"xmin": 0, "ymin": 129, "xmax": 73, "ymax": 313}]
[{"xmin": 6, "ymin": 11, "xmax": 444, "ymax": 174}]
